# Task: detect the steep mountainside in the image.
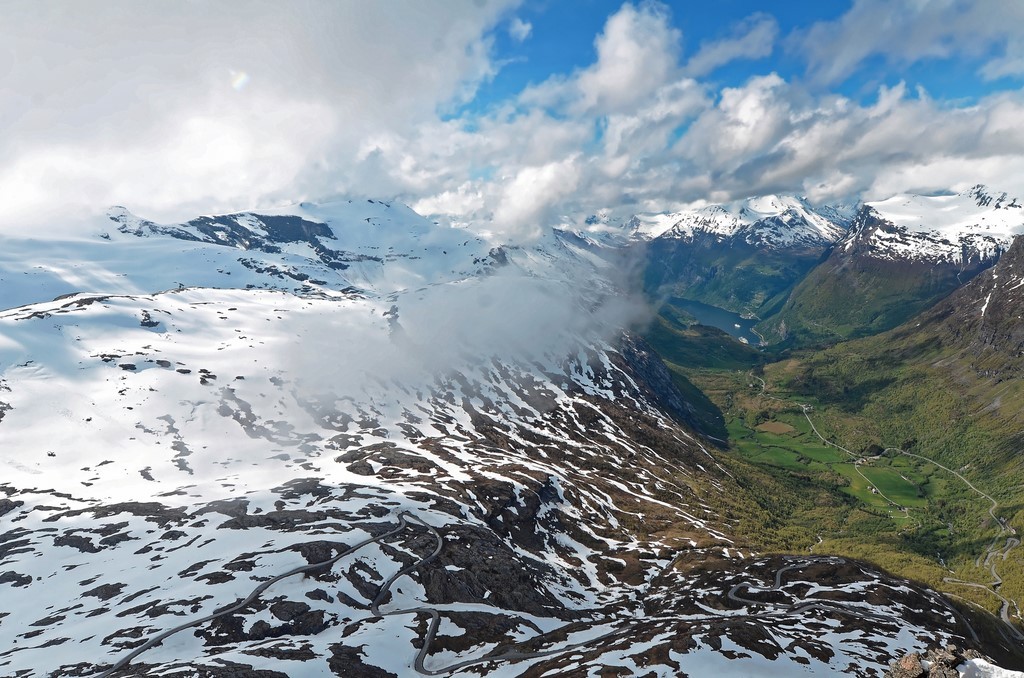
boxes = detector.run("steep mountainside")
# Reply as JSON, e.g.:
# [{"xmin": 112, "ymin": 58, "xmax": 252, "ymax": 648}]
[
  {"xmin": 762, "ymin": 186, "xmax": 1024, "ymax": 346},
  {"xmin": 0, "ymin": 203, "xmax": 1003, "ymax": 676},
  {"xmin": 923, "ymin": 234, "xmax": 1024, "ymax": 377},
  {"xmin": 636, "ymin": 195, "xmax": 849, "ymax": 319},
  {"xmin": 777, "ymin": 237, "xmax": 1024, "ymax": 609},
  {"xmin": 847, "ymin": 232, "xmax": 1024, "ymax": 419}
]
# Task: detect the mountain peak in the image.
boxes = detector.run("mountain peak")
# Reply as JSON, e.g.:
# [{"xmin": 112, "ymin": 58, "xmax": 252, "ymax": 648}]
[
  {"xmin": 631, "ymin": 193, "xmax": 846, "ymax": 249},
  {"xmin": 964, "ymin": 184, "xmax": 1022, "ymax": 211},
  {"xmin": 858, "ymin": 187, "xmax": 1024, "ymax": 264}
]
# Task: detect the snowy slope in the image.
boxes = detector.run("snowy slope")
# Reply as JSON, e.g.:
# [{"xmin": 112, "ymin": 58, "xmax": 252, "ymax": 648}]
[
  {"xmin": 0, "ymin": 200, "xmax": 500, "ymax": 313},
  {"xmin": 630, "ymin": 195, "xmax": 848, "ymax": 249},
  {"xmin": 0, "ymin": 202, "xmax": 1001, "ymax": 676},
  {"xmin": 852, "ymin": 185, "xmax": 1024, "ymax": 263}
]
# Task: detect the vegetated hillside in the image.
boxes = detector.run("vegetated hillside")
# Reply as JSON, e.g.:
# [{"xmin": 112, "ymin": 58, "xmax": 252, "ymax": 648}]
[
  {"xmin": 636, "ymin": 194, "xmax": 849, "ymax": 319},
  {"xmin": 643, "ymin": 234, "xmax": 832, "ymax": 320},
  {"xmin": 761, "ymin": 186, "xmax": 1024, "ymax": 347},
  {"xmin": 640, "ymin": 297, "xmax": 763, "ymax": 441},
  {"xmin": 785, "ymin": 234, "xmax": 1024, "ymax": 469},
  {"xmin": 0, "ymin": 202, "xmax": 1002, "ymax": 677},
  {"xmin": 771, "ymin": 235, "xmax": 1024, "ymax": 625}
]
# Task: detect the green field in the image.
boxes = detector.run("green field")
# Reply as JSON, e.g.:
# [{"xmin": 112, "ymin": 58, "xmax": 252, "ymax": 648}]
[
  {"xmin": 858, "ymin": 465, "xmax": 929, "ymax": 508},
  {"xmin": 677, "ymin": 367, "xmax": 1020, "ymax": 621}
]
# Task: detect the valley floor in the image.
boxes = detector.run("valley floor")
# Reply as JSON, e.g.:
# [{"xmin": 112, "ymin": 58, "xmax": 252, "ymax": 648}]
[{"xmin": 679, "ymin": 365, "xmax": 1024, "ymax": 663}]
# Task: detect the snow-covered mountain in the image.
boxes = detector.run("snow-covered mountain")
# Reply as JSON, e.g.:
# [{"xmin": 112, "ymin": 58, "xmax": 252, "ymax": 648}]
[
  {"xmin": 631, "ymin": 194, "xmax": 849, "ymax": 250},
  {"xmin": 849, "ymin": 185, "xmax": 1024, "ymax": 264},
  {"xmin": 634, "ymin": 195, "xmax": 851, "ymax": 319},
  {"xmin": 757, "ymin": 186, "xmax": 1024, "ymax": 345},
  {"xmin": 0, "ymin": 202, "xmax": 1004, "ymax": 676}
]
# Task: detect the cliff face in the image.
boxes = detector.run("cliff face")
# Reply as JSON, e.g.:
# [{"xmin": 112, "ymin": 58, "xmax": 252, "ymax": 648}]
[{"xmin": 914, "ymin": 234, "xmax": 1024, "ymax": 377}]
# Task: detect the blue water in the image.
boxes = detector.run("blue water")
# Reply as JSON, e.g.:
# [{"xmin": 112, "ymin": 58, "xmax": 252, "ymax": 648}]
[{"xmin": 670, "ymin": 298, "xmax": 762, "ymax": 346}]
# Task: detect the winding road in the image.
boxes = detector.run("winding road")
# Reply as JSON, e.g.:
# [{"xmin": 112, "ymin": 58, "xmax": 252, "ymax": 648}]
[
  {"xmin": 895, "ymin": 445, "xmax": 1023, "ymax": 633},
  {"xmin": 725, "ymin": 557, "xmax": 977, "ymax": 640},
  {"xmin": 94, "ymin": 510, "xmax": 617, "ymax": 677},
  {"xmin": 93, "ymin": 498, "xmax": 963, "ymax": 677},
  {"xmin": 91, "ymin": 372, "xmax": 1016, "ymax": 676},
  {"xmin": 750, "ymin": 373, "xmax": 1023, "ymax": 640},
  {"xmin": 96, "ymin": 513, "xmax": 419, "ymax": 677}
]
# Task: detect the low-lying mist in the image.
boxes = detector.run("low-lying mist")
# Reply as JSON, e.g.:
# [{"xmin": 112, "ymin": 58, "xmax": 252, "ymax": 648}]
[{"xmin": 287, "ymin": 257, "xmax": 652, "ymax": 407}]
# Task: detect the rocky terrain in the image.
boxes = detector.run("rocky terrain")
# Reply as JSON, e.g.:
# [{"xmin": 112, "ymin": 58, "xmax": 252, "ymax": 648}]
[
  {"xmin": 885, "ymin": 645, "xmax": 1016, "ymax": 678},
  {"xmin": 0, "ymin": 202, "xmax": 1013, "ymax": 676}
]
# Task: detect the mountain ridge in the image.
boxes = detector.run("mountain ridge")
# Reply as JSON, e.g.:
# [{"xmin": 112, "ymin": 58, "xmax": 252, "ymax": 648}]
[
  {"xmin": 630, "ymin": 193, "xmax": 850, "ymax": 250},
  {"xmin": 0, "ymin": 200, "xmax": 1005, "ymax": 676},
  {"xmin": 757, "ymin": 185, "xmax": 1024, "ymax": 346}
]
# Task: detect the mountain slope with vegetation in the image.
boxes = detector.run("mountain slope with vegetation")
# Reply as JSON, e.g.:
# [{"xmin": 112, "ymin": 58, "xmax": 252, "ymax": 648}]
[
  {"xmin": 760, "ymin": 186, "xmax": 1024, "ymax": 347},
  {"xmin": 753, "ymin": 236, "xmax": 1024, "ymax": 638}
]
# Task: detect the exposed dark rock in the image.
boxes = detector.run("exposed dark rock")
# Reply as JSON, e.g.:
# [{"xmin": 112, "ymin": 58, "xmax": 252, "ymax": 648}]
[
  {"xmin": 0, "ymin": 498, "xmax": 23, "ymax": 517},
  {"xmin": 167, "ymin": 659, "xmax": 290, "ymax": 677},
  {"xmin": 269, "ymin": 600, "xmax": 310, "ymax": 622},
  {"xmin": 306, "ymin": 588, "xmax": 332, "ymax": 602},
  {"xmin": 418, "ymin": 523, "xmax": 565, "ymax": 617},
  {"xmin": 82, "ymin": 582, "xmax": 126, "ymax": 601},
  {"xmin": 0, "ymin": 571, "xmax": 31, "ymax": 587},
  {"xmin": 30, "ymin": 613, "xmax": 66, "ymax": 627},
  {"xmin": 46, "ymin": 502, "xmax": 188, "ymax": 528},
  {"xmin": 290, "ymin": 610, "xmax": 327, "ymax": 635},
  {"xmin": 53, "ymin": 534, "xmax": 99, "ymax": 553},
  {"xmin": 242, "ymin": 642, "xmax": 317, "ymax": 662},
  {"xmin": 328, "ymin": 644, "xmax": 398, "ymax": 678}
]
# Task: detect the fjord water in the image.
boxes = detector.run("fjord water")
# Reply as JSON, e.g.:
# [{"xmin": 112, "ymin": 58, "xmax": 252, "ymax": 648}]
[{"xmin": 669, "ymin": 297, "xmax": 762, "ymax": 345}]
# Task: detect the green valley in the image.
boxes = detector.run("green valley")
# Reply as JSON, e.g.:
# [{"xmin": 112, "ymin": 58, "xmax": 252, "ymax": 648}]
[{"xmin": 643, "ymin": 240, "xmax": 1024, "ymax": 644}]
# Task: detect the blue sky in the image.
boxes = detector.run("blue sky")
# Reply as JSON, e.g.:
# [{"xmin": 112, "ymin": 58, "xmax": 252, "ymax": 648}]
[
  {"xmin": 476, "ymin": 1, "xmax": 1016, "ymax": 111},
  {"xmin": 2, "ymin": 0, "xmax": 1024, "ymax": 238},
  {"xmin": 476, "ymin": 1, "xmax": 827, "ymax": 109}
]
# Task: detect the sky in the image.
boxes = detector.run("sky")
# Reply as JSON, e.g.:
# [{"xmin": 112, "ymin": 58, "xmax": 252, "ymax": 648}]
[{"xmin": 2, "ymin": 0, "xmax": 1024, "ymax": 240}]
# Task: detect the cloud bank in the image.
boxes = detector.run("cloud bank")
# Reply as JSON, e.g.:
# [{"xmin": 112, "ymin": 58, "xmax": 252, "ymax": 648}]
[{"xmin": 3, "ymin": 1, "xmax": 1024, "ymax": 240}]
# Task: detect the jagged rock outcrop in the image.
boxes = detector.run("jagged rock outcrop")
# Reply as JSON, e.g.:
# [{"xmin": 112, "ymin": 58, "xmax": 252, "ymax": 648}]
[{"xmin": 886, "ymin": 644, "xmax": 996, "ymax": 678}]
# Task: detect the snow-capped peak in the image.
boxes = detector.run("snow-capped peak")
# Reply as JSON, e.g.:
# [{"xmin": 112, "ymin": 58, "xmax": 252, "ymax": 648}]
[
  {"xmin": 630, "ymin": 194, "xmax": 847, "ymax": 249},
  {"xmin": 854, "ymin": 185, "xmax": 1024, "ymax": 263}
]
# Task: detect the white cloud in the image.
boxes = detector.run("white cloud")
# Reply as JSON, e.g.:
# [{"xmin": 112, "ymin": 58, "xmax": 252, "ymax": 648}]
[
  {"xmin": 4, "ymin": 0, "xmax": 1024, "ymax": 244},
  {"xmin": 0, "ymin": 98, "xmax": 337, "ymax": 227},
  {"xmin": 0, "ymin": 0, "xmax": 517, "ymax": 230},
  {"xmin": 682, "ymin": 13, "xmax": 778, "ymax": 78},
  {"xmin": 411, "ymin": 182, "xmax": 486, "ymax": 219},
  {"xmin": 576, "ymin": 2, "xmax": 681, "ymax": 114},
  {"xmin": 602, "ymin": 79, "xmax": 708, "ymax": 158},
  {"xmin": 666, "ymin": 76, "xmax": 1024, "ymax": 204},
  {"xmin": 509, "ymin": 17, "xmax": 533, "ymax": 42},
  {"xmin": 794, "ymin": 0, "xmax": 1024, "ymax": 85},
  {"xmin": 492, "ymin": 157, "xmax": 582, "ymax": 239},
  {"xmin": 676, "ymin": 73, "xmax": 791, "ymax": 169},
  {"xmin": 980, "ymin": 39, "xmax": 1024, "ymax": 80},
  {"xmin": 393, "ymin": 3, "xmax": 1024, "ymax": 237}
]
